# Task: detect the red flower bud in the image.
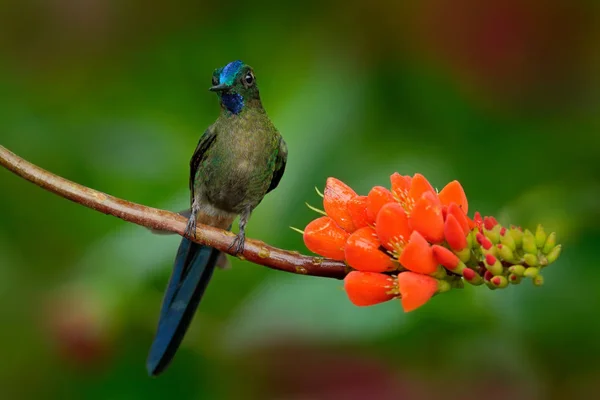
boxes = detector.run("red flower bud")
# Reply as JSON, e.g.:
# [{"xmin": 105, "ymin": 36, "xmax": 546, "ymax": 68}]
[
  {"xmin": 444, "ymin": 214, "xmax": 468, "ymax": 251},
  {"xmin": 323, "ymin": 177, "xmax": 358, "ymax": 232},
  {"xmin": 397, "ymin": 272, "xmax": 438, "ymax": 312},
  {"xmin": 431, "ymin": 245, "xmax": 460, "ymax": 270},
  {"xmin": 473, "ymin": 212, "xmax": 483, "ymax": 230},
  {"xmin": 345, "ymin": 227, "xmax": 395, "ymax": 272},
  {"xmin": 475, "ymin": 232, "xmax": 492, "ymax": 250},
  {"xmin": 446, "ymin": 203, "xmax": 470, "ymax": 235},
  {"xmin": 483, "ymin": 216, "xmax": 496, "ymax": 231},
  {"xmin": 484, "ymin": 270, "xmax": 493, "ymax": 281},
  {"xmin": 344, "ymin": 271, "xmax": 396, "ymax": 306},
  {"xmin": 303, "ymin": 216, "xmax": 349, "ymax": 260},
  {"xmin": 463, "ymin": 268, "xmax": 476, "ymax": 281}
]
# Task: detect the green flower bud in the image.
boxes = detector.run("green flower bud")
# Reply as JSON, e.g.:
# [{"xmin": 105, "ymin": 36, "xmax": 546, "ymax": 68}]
[
  {"xmin": 509, "ymin": 226, "xmax": 524, "ymax": 248},
  {"xmin": 500, "ymin": 230, "xmax": 516, "ymax": 251},
  {"xmin": 455, "ymin": 247, "xmax": 471, "ymax": 263},
  {"xmin": 508, "ymin": 264, "xmax": 526, "ymax": 276},
  {"xmin": 462, "ymin": 267, "xmax": 484, "ymax": 286},
  {"xmin": 523, "ymin": 253, "xmax": 539, "ymax": 267},
  {"xmin": 524, "ymin": 267, "xmax": 540, "ymax": 278},
  {"xmin": 522, "ymin": 230, "xmax": 538, "ymax": 254},
  {"xmin": 533, "ymin": 275, "xmax": 544, "ymax": 286},
  {"xmin": 484, "ymin": 226, "xmax": 501, "ymax": 244},
  {"xmin": 535, "ymin": 224, "xmax": 547, "ymax": 249},
  {"xmin": 542, "ymin": 232, "xmax": 557, "ymax": 255},
  {"xmin": 545, "ymin": 244, "xmax": 562, "ymax": 264},
  {"xmin": 497, "ymin": 244, "xmax": 516, "ymax": 263},
  {"xmin": 437, "ymin": 279, "xmax": 452, "ymax": 293},
  {"xmin": 466, "ymin": 231, "xmax": 474, "ymax": 249}
]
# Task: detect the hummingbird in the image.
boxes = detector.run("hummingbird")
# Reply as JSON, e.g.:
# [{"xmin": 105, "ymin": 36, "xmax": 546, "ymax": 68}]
[{"xmin": 146, "ymin": 60, "xmax": 287, "ymax": 376}]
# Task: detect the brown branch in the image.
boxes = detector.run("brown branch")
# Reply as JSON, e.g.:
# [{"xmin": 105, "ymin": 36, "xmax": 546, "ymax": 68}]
[{"xmin": 0, "ymin": 145, "xmax": 348, "ymax": 279}]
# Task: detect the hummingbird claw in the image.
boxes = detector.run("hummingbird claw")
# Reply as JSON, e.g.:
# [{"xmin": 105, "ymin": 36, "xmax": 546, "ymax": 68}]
[
  {"xmin": 184, "ymin": 217, "xmax": 197, "ymax": 239},
  {"xmin": 228, "ymin": 233, "xmax": 245, "ymax": 255}
]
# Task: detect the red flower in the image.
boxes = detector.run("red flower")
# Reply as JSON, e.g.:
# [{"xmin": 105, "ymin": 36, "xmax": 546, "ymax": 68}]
[
  {"xmin": 323, "ymin": 177, "xmax": 358, "ymax": 232},
  {"xmin": 397, "ymin": 272, "xmax": 438, "ymax": 312},
  {"xmin": 366, "ymin": 186, "xmax": 395, "ymax": 223},
  {"xmin": 407, "ymin": 173, "xmax": 436, "ymax": 204},
  {"xmin": 398, "ymin": 231, "xmax": 439, "ymax": 274},
  {"xmin": 345, "ymin": 227, "xmax": 395, "ymax": 273},
  {"xmin": 303, "ymin": 216, "xmax": 349, "ymax": 260},
  {"xmin": 347, "ymin": 195, "xmax": 370, "ymax": 230},
  {"xmin": 375, "ymin": 202, "xmax": 411, "ymax": 251},
  {"xmin": 390, "ymin": 172, "xmax": 412, "ymax": 203},
  {"xmin": 438, "ymin": 180, "xmax": 468, "ymax": 215},
  {"xmin": 344, "ymin": 271, "xmax": 396, "ymax": 306},
  {"xmin": 409, "ymin": 191, "xmax": 444, "ymax": 243}
]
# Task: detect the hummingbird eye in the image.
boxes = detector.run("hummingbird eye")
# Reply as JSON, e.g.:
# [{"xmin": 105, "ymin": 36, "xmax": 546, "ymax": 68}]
[
  {"xmin": 243, "ymin": 71, "xmax": 255, "ymax": 87},
  {"xmin": 212, "ymin": 75, "xmax": 219, "ymax": 86}
]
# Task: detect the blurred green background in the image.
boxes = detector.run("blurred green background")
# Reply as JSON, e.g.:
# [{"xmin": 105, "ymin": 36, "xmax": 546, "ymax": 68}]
[{"xmin": 1, "ymin": 0, "xmax": 599, "ymax": 399}]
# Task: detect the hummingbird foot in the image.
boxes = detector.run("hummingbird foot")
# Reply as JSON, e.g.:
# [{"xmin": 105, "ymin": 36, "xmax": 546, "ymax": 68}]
[
  {"xmin": 184, "ymin": 217, "xmax": 197, "ymax": 239},
  {"xmin": 184, "ymin": 201, "xmax": 200, "ymax": 239},
  {"xmin": 228, "ymin": 208, "xmax": 250, "ymax": 255},
  {"xmin": 228, "ymin": 232, "xmax": 246, "ymax": 255}
]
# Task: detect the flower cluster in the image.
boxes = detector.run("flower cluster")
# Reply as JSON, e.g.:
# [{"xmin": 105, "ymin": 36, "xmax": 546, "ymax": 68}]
[{"xmin": 301, "ymin": 174, "xmax": 562, "ymax": 312}]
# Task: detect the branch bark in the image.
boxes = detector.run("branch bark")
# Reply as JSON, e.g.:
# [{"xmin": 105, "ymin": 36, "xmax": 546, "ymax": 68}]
[{"xmin": 0, "ymin": 145, "xmax": 347, "ymax": 279}]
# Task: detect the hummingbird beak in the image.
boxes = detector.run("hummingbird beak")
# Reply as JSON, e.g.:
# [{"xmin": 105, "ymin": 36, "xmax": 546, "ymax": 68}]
[{"xmin": 209, "ymin": 84, "xmax": 230, "ymax": 92}]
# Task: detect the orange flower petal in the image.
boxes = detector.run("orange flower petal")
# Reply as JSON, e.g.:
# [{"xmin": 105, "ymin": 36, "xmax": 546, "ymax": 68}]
[
  {"xmin": 347, "ymin": 195, "xmax": 370, "ymax": 230},
  {"xmin": 398, "ymin": 231, "xmax": 439, "ymax": 274},
  {"xmin": 444, "ymin": 214, "xmax": 468, "ymax": 251},
  {"xmin": 366, "ymin": 186, "xmax": 395, "ymax": 223},
  {"xmin": 409, "ymin": 191, "xmax": 444, "ymax": 244},
  {"xmin": 397, "ymin": 271, "xmax": 438, "ymax": 312},
  {"xmin": 375, "ymin": 202, "xmax": 412, "ymax": 251},
  {"xmin": 447, "ymin": 203, "xmax": 470, "ymax": 235},
  {"xmin": 438, "ymin": 180, "xmax": 468, "ymax": 215},
  {"xmin": 390, "ymin": 172, "xmax": 412, "ymax": 202},
  {"xmin": 431, "ymin": 245, "xmax": 460, "ymax": 270},
  {"xmin": 345, "ymin": 227, "xmax": 395, "ymax": 272},
  {"xmin": 303, "ymin": 216, "xmax": 349, "ymax": 260},
  {"xmin": 344, "ymin": 271, "xmax": 396, "ymax": 306},
  {"xmin": 323, "ymin": 177, "xmax": 357, "ymax": 232},
  {"xmin": 408, "ymin": 173, "xmax": 436, "ymax": 203}
]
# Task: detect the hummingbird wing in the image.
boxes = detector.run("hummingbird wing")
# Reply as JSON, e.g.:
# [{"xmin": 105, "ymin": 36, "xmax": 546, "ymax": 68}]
[
  {"xmin": 189, "ymin": 127, "xmax": 217, "ymax": 200},
  {"xmin": 267, "ymin": 136, "xmax": 288, "ymax": 194}
]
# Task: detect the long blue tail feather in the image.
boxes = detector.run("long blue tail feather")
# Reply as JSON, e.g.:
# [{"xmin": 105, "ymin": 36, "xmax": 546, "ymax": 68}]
[{"xmin": 146, "ymin": 237, "xmax": 220, "ymax": 376}]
